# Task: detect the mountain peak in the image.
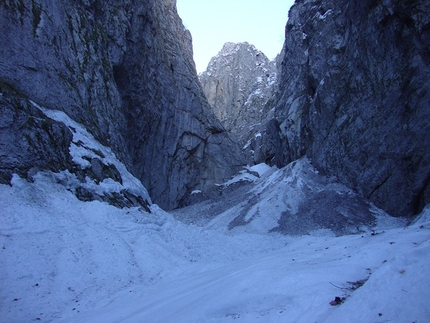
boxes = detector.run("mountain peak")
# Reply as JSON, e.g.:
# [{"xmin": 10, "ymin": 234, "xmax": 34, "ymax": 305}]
[
  {"xmin": 205, "ymin": 42, "xmax": 268, "ymax": 69},
  {"xmin": 219, "ymin": 42, "xmax": 256, "ymax": 55},
  {"xmin": 200, "ymin": 42, "xmax": 278, "ymax": 165}
]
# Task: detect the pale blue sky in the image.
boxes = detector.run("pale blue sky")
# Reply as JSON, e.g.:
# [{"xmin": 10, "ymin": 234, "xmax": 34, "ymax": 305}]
[{"xmin": 177, "ymin": 0, "xmax": 295, "ymax": 73}]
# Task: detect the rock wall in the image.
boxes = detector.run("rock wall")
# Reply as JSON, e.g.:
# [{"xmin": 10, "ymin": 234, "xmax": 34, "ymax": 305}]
[
  {"xmin": 273, "ymin": 0, "xmax": 430, "ymax": 217},
  {"xmin": 113, "ymin": 1, "xmax": 244, "ymax": 209},
  {"xmin": 0, "ymin": 0, "xmax": 244, "ymax": 209},
  {"xmin": 199, "ymin": 42, "xmax": 277, "ymax": 150},
  {"xmin": 0, "ymin": 83, "xmax": 73, "ymax": 183},
  {"xmin": 0, "ymin": 0, "xmax": 129, "ymax": 160}
]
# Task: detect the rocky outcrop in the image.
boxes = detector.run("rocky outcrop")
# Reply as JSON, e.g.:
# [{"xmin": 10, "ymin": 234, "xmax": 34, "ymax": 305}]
[
  {"xmin": 272, "ymin": 0, "xmax": 430, "ymax": 217},
  {"xmin": 0, "ymin": 0, "xmax": 244, "ymax": 209},
  {"xmin": 0, "ymin": 83, "xmax": 73, "ymax": 184},
  {"xmin": 113, "ymin": 1, "xmax": 244, "ymax": 209},
  {"xmin": 0, "ymin": 0, "xmax": 129, "ymax": 160},
  {"xmin": 199, "ymin": 43, "xmax": 277, "ymax": 154},
  {"xmin": 0, "ymin": 82, "xmax": 151, "ymax": 210}
]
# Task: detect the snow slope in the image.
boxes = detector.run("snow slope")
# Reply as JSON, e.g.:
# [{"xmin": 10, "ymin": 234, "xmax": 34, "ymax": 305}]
[
  {"xmin": 176, "ymin": 158, "xmax": 399, "ymax": 236},
  {"xmin": 30, "ymin": 101, "xmax": 151, "ymax": 209},
  {"xmin": 1, "ymin": 171, "xmax": 430, "ymax": 322}
]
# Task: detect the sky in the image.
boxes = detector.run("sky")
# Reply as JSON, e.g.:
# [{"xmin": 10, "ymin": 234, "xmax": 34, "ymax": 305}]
[{"xmin": 177, "ymin": 0, "xmax": 296, "ymax": 73}]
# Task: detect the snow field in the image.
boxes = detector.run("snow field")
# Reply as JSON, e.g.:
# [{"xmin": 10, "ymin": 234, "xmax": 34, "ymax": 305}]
[{"xmin": 1, "ymin": 172, "xmax": 430, "ymax": 322}]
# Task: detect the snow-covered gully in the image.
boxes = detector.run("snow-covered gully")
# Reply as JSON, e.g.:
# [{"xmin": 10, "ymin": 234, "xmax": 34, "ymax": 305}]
[{"xmin": 1, "ymin": 171, "xmax": 429, "ymax": 322}]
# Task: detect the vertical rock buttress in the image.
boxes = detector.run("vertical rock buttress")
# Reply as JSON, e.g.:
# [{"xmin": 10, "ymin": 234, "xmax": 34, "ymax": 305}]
[
  {"xmin": 273, "ymin": 0, "xmax": 430, "ymax": 217},
  {"xmin": 114, "ymin": 0, "xmax": 244, "ymax": 209}
]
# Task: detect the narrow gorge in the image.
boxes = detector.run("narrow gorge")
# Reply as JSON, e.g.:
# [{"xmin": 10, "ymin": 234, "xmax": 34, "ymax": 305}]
[
  {"xmin": 1, "ymin": 0, "xmax": 429, "ymax": 218},
  {"xmin": 2, "ymin": 0, "xmax": 430, "ymax": 322}
]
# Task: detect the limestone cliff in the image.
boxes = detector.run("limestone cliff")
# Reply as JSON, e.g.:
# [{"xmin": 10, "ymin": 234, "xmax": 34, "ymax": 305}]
[
  {"xmin": 112, "ymin": 0, "xmax": 244, "ymax": 209},
  {"xmin": 0, "ymin": 0, "xmax": 244, "ymax": 209},
  {"xmin": 272, "ymin": 0, "xmax": 430, "ymax": 217},
  {"xmin": 199, "ymin": 42, "xmax": 277, "ymax": 153}
]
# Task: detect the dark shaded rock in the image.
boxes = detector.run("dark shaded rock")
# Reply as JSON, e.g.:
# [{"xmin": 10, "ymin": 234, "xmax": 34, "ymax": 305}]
[
  {"xmin": 76, "ymin": 189, "xmax": 151, "ymax": 212},
  {"xmin": 272, "ymin": 0, "xmax": 430, "ymax": 217},
  {"xmin": 115, "ymin": 2, "xmax": 244, "ymax": 209},
  {"xmin": 0, "ymin": 0, "xmax": 129, "ymax": 161},
  {"xmin": 0, "ymin": 83, "xmax": 73, "ymax": 184},
  {"xmin": 75, "ymin": 186, "xmax": 103, "ymax": 203},
  {"xmin": 83, "ymin": 157, "xmax": 122, "ymax": 185}
]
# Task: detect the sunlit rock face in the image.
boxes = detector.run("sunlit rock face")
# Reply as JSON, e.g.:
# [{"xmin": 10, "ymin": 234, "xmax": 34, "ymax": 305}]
[
  {"xmin": 199, "ymin": 42, "xmax": 278, "ymax": 164},
  {"xmin": 272, "ymin": 0, "xmax": 430, "ymax": 217},
  {"xmin": 0, "ymin": 0, "xmax": 244, "ymax": 209}
]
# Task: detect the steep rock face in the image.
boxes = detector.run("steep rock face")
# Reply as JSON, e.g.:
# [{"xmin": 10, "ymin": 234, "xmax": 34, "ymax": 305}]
[
  {"xmin": 114, "ymin": 1, "xmax": 244, "ymax": 209},
  {"xmin": 0, "ymin": 0, "xmax": 129, "ymax": 160},
  {"xmin": 199, "ymin": 43, "xmax": 277, "ymax": 151},
  {"xmin": 0, "ymin": 0, "xmax": 244, "ymax": 209},
  {"xmin": 273, "ymin": 0, "xmax": 430, "ymax": 217},
  {"xmin": 0, "ymin": 83, "xmax": 73, "ymax": 183}
]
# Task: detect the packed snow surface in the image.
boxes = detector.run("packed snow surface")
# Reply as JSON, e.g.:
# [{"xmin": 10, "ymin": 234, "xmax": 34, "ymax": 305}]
[{"xmin": 1, "ymin": 171, "xmax": 430, "ymax": 323}]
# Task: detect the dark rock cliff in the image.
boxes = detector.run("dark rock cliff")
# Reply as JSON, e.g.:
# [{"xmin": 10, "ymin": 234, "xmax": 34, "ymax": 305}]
[
  {"xmin": 0, "ymin": 0, "xmax": 244, "ymax": 209},
  {"xmin": 272, "ymin": 0, "xmax": 430, "ymax": 217}
]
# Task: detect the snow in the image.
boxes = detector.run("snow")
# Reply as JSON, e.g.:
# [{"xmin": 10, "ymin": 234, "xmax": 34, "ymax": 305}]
[
  {"xmin": 217, "ymin": 162, "xmax": 273, "ymax": 189},
  {"xmin": 317, "ymin": 9, "xmax": 333, "ymax": 20},
  {"xmin": 1, "ymin": 162, "xmax": 430, "ymax": 322},
  {"xmin": 243, "ymin": 140, "xmax": 252, "ymax": 150},
  {"xmin": 246, "ymin": 163, "xmax": 271, "ymax": 177},
  {"xmin": 29, "ymin": 101, "xmax": 150, "ymax": 203},
  {"xmin": 220, "ymin": 170, "xmax": 259, "ymax": 187}
]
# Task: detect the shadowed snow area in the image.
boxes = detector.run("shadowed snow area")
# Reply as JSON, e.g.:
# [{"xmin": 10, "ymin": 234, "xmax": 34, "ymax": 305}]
[
  {"xmin": 2, "ymin": 170, "xmax": 430, "ymax": 322},
  {"xmin": 1, "ymin": 115, "xmax": 430, "ymax": 323}
]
